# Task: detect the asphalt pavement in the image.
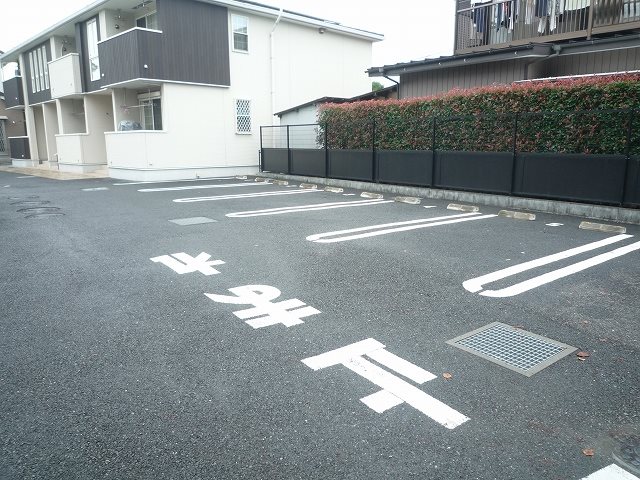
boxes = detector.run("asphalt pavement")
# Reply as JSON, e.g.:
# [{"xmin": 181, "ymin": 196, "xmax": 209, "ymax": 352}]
[{"xmin": 1, "ymin": 172, "xmax": 639, "ymax": 480}]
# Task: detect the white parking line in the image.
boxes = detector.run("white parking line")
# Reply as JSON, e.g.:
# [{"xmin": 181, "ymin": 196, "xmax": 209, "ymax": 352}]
[
  {"xmin": 113, "ymin": 177, "xmax": 236, "ymax": 186},
  {"xmin": 226, "ymin": 199, "xmax": 394, "ymax": 218},
  {"xmin": 138, "ymin": 182, "xmax": 269, "ymax": 192},
  {"xmin": 173, "ymin": 189, "xmax": 320, "ymax": 203},
  {"xmin": 579, "ymin": 464, "xmax": 640, "ymax": 480},
  {"xmin": 463, "ymin": 234, "xmax": 634, "ymax": 297},
  {"xmin": 306, "ymin": 213, "xmax": 496, "ymax": 243}
]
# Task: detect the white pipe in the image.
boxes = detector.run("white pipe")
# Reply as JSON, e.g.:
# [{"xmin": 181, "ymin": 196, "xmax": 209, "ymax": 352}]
[{"xmin": 270, "ymin": 7, "xmax": 284, "ymax": 121}]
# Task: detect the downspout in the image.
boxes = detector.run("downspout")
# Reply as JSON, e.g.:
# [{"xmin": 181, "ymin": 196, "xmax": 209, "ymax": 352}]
[
  {"xmin": 524, "ymin": 44, "xmax": 561, "ymax": 80},
  {"xmin": 383, "ymin": 75, "xmax": 400, "ymax": 99},
  {"xmin": 270, "ymin": 7, "xmax": 284, "ymax": 121}
]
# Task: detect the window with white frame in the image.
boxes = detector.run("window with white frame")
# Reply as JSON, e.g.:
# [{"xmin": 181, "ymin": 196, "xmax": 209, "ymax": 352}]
[
  {"xmin": 235, "ymin": 99, "xmax": 251, "ymax": 134},
  {"xmin": 28, "ymin": 45, "xmax": 50, "ymax": 93},
  {"xmin": 136, "ymin": 11, "xmax": 158, "ymax": 30},
  {"xmin": 86, "ymin": 18, "xmax": 101, "ymax": 82},
  {"xmin": 138, "ymin": 92, "xmax": 162, "ymax": 130},
  {"xmin": 232, "ymin": 15, "xmax": 248, "ymax": 52}
]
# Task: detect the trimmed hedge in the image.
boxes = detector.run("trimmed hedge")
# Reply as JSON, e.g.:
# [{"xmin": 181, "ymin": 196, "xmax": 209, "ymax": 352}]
[{"xmin": 318, "ymin": 74, "xmax": 640, "ymax": 155}]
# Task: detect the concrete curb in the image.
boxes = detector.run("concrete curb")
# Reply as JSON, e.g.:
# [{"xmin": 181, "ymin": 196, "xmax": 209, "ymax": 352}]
[
  {"xmin": 498, "ymin": 210, "xmax": 536, "ymax": 221},
  {"xmin": 579, "ymin": 221, "xmax": 627, "ymax": 234},
  {"xmin": 257, "ymin": 173, "xmax": 640, "ymax": 225},
  {"xmin": 448, "ymin": 203, "xmax": 479, "ymax": 213}
]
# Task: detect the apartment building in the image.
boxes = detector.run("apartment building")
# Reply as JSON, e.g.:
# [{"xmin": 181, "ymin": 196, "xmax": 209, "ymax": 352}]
[
  {"xmin": 0, "ymin": 0, "xmax": 382, "ymax": 180},
  {"xmin": 369, "ymin": 0, "xmax": 640, "ymax": 98}
]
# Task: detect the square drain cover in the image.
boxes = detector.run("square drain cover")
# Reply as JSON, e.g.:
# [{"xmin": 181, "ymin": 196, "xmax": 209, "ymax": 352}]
[
  {"xmin": 169, "ymin": 217, "xmax": 217, "ymax": 226},
  {"xmin": 447, "ymin": 322, "xmax": 576, "ymax": 376}
]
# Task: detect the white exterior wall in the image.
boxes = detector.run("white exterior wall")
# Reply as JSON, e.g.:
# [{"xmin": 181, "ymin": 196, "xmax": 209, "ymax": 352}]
[
  {"xmin": 48, "ymin": 54, "xmax": 82, "ymax": 98},
  {"xmin": 33, "ymin": 106, "xmax": 47, "ymax": 160},
  {"xmin": 279, "ymin": 104, "xmax": 320, "ymax": 126},
  {"xmin": 42, "ymin": 102, "xmax": 59, "ymax": 161},
  {"xmin": 99, "ymin": 9, "xmax": 135, "ymax": 40}
]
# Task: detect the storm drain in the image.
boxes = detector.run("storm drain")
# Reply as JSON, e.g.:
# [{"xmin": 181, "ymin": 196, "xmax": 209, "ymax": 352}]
[{"xmin": 446, "ymin": 322, "xmax": 576, "ymax": 376}]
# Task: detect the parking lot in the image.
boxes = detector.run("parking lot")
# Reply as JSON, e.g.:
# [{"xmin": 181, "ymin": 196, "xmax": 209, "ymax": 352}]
[{"xmin": 1, "ymin": 171, "xmax": 639, "ymax": 479}]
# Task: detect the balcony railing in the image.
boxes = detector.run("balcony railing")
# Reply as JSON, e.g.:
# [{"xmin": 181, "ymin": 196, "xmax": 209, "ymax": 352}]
[
  {"xmin": 48, "ymin": 54, "xmax": 82, "ymax": 98},
  {"xmin": 455, "ymin": 0, "xmax": 640, "ymax": 53}
]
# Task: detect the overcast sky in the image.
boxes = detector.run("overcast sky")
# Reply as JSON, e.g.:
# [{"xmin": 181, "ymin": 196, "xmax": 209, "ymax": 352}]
[{"xmin": 0, "ymin": 0, "xmax": 456, "ymax": 82}]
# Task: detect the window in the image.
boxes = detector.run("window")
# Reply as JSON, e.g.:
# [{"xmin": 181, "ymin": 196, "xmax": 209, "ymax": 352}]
[
  {"xmin": 86, "ymin": 18, "xmax": 100, "ymax": 82},
  {"xmin": 29, "ymin": 52, "xmax": 36, "ymax": 92},
  {"xmin": 232, "ymin": 15, "xmax": 248, "ymax": 52},
  {"xmin": 28, "ymin": 45, "xmax": 50, "ymax": 93},
  {"xmin": 138, "ymin": 92, "xmax": 162, "ymax": 130},
  {"xmin": 136, "ymin": 11, "xmax": 158, "ymax": 30},
  {"xmin": 235, "ymin": 99, "xmax": 251, "ymax": 133}
]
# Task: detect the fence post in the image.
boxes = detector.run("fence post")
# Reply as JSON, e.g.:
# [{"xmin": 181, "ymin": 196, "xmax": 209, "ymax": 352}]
[
  {"xmin": 431, "ymin": 117, "xmax": 437, "ymax": 187},
  {"xmin": 324, "ymin": 122, "xmax": 329, "ymax": 178},
  {"xmin": 621, "ymin": 108, "xmax": 634, "ymax": 206},
  {"xmin": 286, "ymin": 125, "xmax": 291, "ymax": 175},
  {"xmin": 372, "ymin": 118, "xmax": 377, "ymax": 182},
  {"xmin": 259, "ymin": 126, "xmax": 263, "ymax": 172},
  {"xmin": 510, "ymin": 112, "xmax": 519, "ymax": 194}
]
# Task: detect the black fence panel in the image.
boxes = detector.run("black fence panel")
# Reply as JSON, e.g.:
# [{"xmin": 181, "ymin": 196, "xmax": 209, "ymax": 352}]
[
  {"xmin": 515, "ymin": 153, "xmax": 627, "ymax": 205},
  {"xmin": 435, "ymin": 151, "xmax": 513, "ymax": 193},
  {"xmin": 262, "ymin": 148, "xmax": 288, "ymax": 174},
  {"xmin": 291, "ymin": 149, "xmax": 325, "ymax": 177},
  {"xmin": 377, "ymin": 150, "xmax": 433, "ymax": 187},
  {"xmin": 328, "ymin": 150, "xmax": 373, "ymax": 181},
  {"xmin": 623, "ymin": 156, "xmax": 640, "ymax": 207},
  {"xmin": 9, "ymin": 137, "xmax": 30, "ymax": 160}
]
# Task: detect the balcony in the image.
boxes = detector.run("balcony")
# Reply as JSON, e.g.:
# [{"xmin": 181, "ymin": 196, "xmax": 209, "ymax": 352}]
[
  {"xmin": 48, "ymin": 54, "xmax": 82, "ymax": 98},
  {"xmin": 455, "ymin": 0, "xmax": 640, "ymax": 53},
  {"xmin": 2, "ymin": 76, "xmax": 25, "ymax": 108},
  {"xmin": 97, "ymin": 27, "xmax": 163, "ymax": 87}
]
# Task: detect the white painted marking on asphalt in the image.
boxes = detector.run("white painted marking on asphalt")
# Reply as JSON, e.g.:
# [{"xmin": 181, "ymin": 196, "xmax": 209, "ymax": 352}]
[
  {"xmin": 17, "ymin": 176, "xmax": 34, "ymax": 178},
  {"xmin": 423, "ymin": 206, "xmax": 437, "ymax": 209},
  {"xmin": 151, "ymin": 252, "xmax": 225, "ymax": 275},
  {"xmin": 226, "ymin": 199, "xmax": 393, "ymax": 218},
  {"xmin": 579, "ymin": 464, "xmax": 640, "ymax": 480},
  {"xmin": 205, "ymin": 285, "xmax": 320, "ymax": 328},
  {"xmin": 82, "ymin": 187, "xmax": 109, "ymax": 191},
  {"xmin": 138, "ymin": 182, "xmax": 269, "ymax": 192},
  {"xmin": 306, "ymin": 213, "xmax": 497, "ymax": 243},
  {"xmin": 302, "ymin": 338, "xmax": 469, "ymax": 429},
  {"xmin": 3, "ymin": 185, "xmax": 10, "ymax": 188},
  {"xmin": 113, "ymin": 177, "xmax": 236, "ymax": 185},
  {"xmin": 173, "ymin": 189, "xmax": 320, "ymax": 203},
  {"xmin": 169, "ymin": 217, "xmax": 217, "ymax": 226},
  {"xmin": 546, "ymin": 223, "xmax": 564, "ymax": 227},
  {"xmin": 343, "ymin": 193, "xmax": 356, "ymax": 196},
  {"xmin": 480, "ymin": 239, "xmax": 640, "ymax": 297},
  {"xmin": 463, "ymin": 234, "xmax": 633, "ymax": 294}
]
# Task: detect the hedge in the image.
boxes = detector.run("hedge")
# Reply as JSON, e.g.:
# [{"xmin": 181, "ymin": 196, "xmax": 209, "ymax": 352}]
[{"xmin": 317, "ymin": 74, "xmax": 640, "ymax": 155}]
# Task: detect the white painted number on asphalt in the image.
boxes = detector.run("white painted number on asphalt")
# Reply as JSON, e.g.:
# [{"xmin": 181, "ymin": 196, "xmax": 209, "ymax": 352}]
[
  {"xmin": 205, "ymin": 285, "xmax": 320, "ymax": 328},
  {"xmin": 150, "ymin": 252, "xmax": 225, "ymax": 276},
  {"xmin": 579, "ymin": 464, "xmax": 640, "ymax": 480},
  {"xmin": 463, "ymin": 234, "xmax": 640, "ymax": 297},
  {"xmin": 302, "ymin": 338, "xmax": 470, "ymax": 429}
]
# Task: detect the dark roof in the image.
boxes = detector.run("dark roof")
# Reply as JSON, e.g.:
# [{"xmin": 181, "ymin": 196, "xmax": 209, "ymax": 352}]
[
  {"xmin": 275, "ymin": 85, "xmax": 398, "ymax": 117},
  {"xmin": 368, "ymin": 34, "xmax": 640, "ymax": 77}
]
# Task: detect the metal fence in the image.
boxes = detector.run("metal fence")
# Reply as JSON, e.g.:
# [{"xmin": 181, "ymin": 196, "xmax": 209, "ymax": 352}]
[{"xmin": 260, "ymin": 109, "xmax": 640, "ymax": 208}]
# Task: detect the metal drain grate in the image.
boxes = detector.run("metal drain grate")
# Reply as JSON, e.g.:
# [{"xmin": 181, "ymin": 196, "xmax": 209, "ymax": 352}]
[{"xmin": 447, "ymin": 322, "xmax": 576, "ymax": 376}]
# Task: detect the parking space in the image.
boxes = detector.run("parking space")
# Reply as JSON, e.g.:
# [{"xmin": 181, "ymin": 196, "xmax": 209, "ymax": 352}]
[{"xmin": 1, "ymin": 171, "xmax": 639, "ymax": 479}]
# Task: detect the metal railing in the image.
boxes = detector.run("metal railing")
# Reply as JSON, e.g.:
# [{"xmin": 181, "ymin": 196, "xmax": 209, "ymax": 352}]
[{"xmin": 455, "ymin": 0, "xmax": 640, "ymax": 52}]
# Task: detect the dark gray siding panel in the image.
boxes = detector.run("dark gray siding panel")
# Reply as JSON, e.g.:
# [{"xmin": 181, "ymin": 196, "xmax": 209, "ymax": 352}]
[
  {"xmin": 23, "ymin": 42, "xmax": 52, "ymax": 104},
  {"xmin": 9, "ymin": 137, "xmax": 30, "ymax": 159},
  {"xmin": 99, "ymin": 29, "xmax": 159, "ymax": 86},
  {"xmin": 3, "ymin": 77, "xmax": 25, "ymax": 108},
  {"xmin": 399, "ymin": 60, "xmax": 527, "ymax": 98},
  {"xmin": 544, "ymin": 48, "xmax": 640, "ymax": 76},
  {"xmin": 156, "ymin": 0, "xmax": 230, "ymax": 85}
]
